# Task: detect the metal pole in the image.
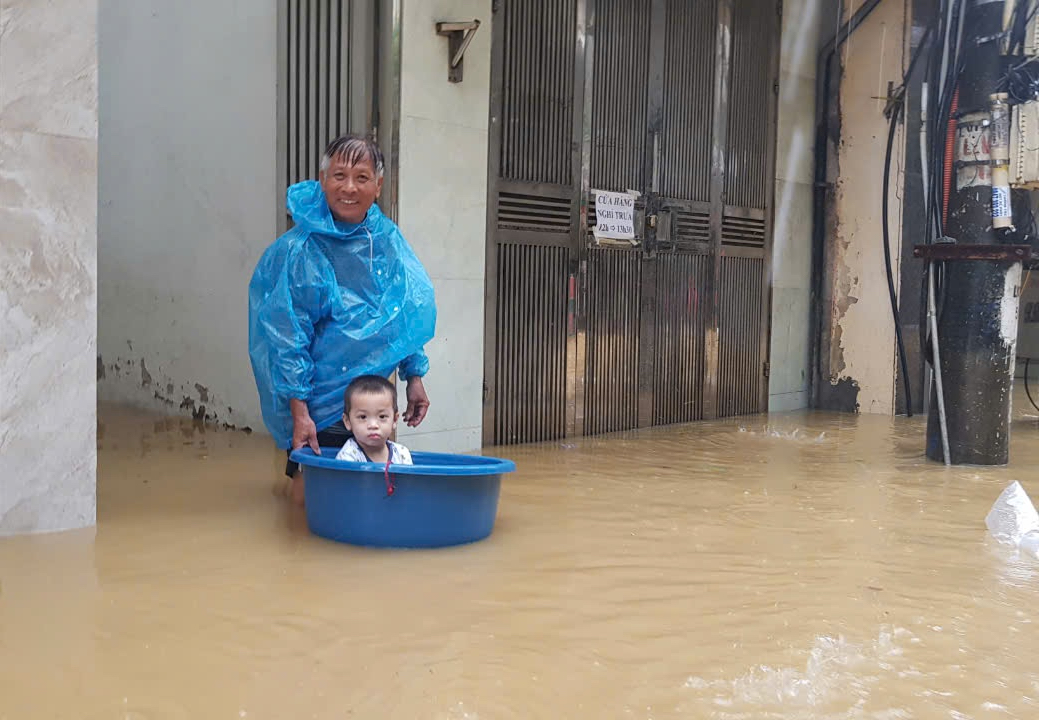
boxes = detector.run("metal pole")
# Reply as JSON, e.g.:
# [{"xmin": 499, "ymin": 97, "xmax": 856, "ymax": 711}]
[
  {"xmin": 927, "ymin": 260, "xmax": 952, "ymax": 465},
  {"xmin": 923, "ymin": 0, "xmax": 1028, "ymax": 465}
]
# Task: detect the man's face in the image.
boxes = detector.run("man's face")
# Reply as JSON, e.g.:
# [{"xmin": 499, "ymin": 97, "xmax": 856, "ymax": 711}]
[{"xmin": 319, "ymin": 154, "xmax": 383, "ymax": 224}]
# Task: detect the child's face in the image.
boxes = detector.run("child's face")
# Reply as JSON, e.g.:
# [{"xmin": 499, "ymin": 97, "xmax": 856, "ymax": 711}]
[{"xmin": 342, "ymin": 390, "xmax": 398, "ymax": 454}]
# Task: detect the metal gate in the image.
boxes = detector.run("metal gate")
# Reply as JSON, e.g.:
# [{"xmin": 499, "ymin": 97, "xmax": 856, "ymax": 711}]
[
  {"xmin": 483, "ymin": 0, "xmax": 779, "ymax": 445},
  {"xmin": 277, "ymin": 0, "xmax": 375, "ymax": 229}
]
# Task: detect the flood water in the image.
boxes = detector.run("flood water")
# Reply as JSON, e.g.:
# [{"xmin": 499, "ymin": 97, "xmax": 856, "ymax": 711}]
[{"xmin": 2, "ymin": 393, "xmax": 1039, "ymax": 719}]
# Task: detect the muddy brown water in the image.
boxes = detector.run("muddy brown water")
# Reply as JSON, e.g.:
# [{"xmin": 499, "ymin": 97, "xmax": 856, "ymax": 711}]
[{"xmin": 1, "ymin": 393, "xmax": 1038, "ymax": 719}]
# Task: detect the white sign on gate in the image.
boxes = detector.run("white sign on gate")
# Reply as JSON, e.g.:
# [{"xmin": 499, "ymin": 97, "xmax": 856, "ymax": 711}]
[{"xmin": 592, "ymin": 189, "xmax": 636, "ymax": 242}]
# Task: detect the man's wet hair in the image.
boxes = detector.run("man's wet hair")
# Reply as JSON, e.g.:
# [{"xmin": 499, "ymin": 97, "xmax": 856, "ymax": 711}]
[
  {"xmin": 320, "ymin": 134, "xmax": 385, "ymax": 178},
  {"xmin": 343, "ymin": 375, "xmax": 398, "ymax": 413}
]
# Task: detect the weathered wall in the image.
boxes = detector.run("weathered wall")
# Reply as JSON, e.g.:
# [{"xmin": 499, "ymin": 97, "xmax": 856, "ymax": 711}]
[
  {"xmin": 819, "ymin": 0, "xmax": 908, "ymax": 414},
  {"xmin": 769, "ymin": 0, "xmax": 832, "ymax": 412},
  {"xmin": 393, "ymin": 0, "xmax": 491, "ymax": 453},
  {"xmin": 0, "ymin": 0, "xmax": 98, "ymax": 533},
  {"xmin": 97, "ymin": 0, "xmax": 279, "ymax": 431}
]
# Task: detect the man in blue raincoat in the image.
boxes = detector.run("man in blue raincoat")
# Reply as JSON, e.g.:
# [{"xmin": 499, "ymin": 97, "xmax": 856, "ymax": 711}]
[{"xmin": 249, "ymin": 134, "xmax": 436, "ymax": 504}]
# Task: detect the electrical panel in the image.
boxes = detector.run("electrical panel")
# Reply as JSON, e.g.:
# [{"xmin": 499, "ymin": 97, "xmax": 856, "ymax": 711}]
[{"xmin": 1011, "ymin": 102, "xmax": 1039, "ymax": 188}]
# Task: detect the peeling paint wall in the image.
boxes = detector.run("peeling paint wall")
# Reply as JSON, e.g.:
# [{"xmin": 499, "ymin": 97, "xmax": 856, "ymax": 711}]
[
  {"xmin": 97, "ymin": 1, "xmax": 279, "ymax": 431},
  {"xmin": 821, "ymin": 0, "xmax": 908, "ymax": 414}
]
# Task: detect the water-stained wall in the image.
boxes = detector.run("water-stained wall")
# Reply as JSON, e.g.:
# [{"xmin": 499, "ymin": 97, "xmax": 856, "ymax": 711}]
[{"xmin": 96, "ymin": 1, "xmax": 279, "ymax": 432}]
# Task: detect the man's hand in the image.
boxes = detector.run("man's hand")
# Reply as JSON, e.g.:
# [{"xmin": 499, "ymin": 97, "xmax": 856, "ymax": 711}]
[
  {"xmin": 290, "ymin": 398, "xmax": 321, "ymax": 455},
  {"xmin": 403, "ymin": 376, "xmax": 430, "ymax": 428}
]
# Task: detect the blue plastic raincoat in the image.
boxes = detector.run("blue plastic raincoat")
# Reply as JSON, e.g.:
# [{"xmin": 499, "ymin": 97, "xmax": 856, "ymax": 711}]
[{"xmin": 248, "ymin": 181, "xmax": 436, "ymax": 449}]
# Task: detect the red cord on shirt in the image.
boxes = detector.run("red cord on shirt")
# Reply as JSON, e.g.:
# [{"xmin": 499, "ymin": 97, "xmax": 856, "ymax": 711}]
[{"xmin": 384, "ymin": 456, "xmax": 395, "ymax": 497}]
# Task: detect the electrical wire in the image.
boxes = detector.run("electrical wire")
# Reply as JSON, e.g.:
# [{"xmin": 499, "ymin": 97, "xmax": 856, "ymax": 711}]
[
  {"xmin": 1026, "ymin": 0, "xmax": 1039, "ymax": 35},
  {"xmin": 925, "ymin": 1, "xmax": 959, "ymax": 244},
  {"xmin": 1026, "ymin": 359, "xmax": 1039, "ymax": 413},
  {"xmin": 883, "ymin": 99, "xmax": 914, "ymax": 416},
  {"xmin": 878, "ymin": 23, "xmax": 936, "ymax": 417},
  {"xmin": 920, "ymin": 0, "xmax": 966, "ymax": 350},
  {"xmin": 1021, "ymin": 195, "xmax": 1039, "ymax": 237},
  {"xmin": 1002, "ymin": 56, "xmax": 1039, "ymax": 103},
  {"xmin": 918, "ymin": 0, "xmax": 965, "ymax": 462},
  {"xmin": 1010, "ymin": 0, "xmax": 1039, "ymax": 54},
  {"xmin": 917, "ymin": 3, "xmax": 959, "ymax": 370},
  {"xmin": 1002, "ymin": 1, "xmax": 1039, "ymax": 102}
]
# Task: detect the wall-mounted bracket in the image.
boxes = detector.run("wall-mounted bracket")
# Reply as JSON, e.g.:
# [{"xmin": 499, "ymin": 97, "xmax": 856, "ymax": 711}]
[{"xmin": 435, "ymin": 20, "xmax": 481, "ymax": 83}]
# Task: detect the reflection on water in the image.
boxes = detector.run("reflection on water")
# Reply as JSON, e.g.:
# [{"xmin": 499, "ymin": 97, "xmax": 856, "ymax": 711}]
[{"xmin": 1, "ymin": 394, "xmax": 1038, "ymax": 718}]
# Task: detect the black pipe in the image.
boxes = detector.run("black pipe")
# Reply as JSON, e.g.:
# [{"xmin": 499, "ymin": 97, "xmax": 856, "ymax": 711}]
[
  {"xmin": 809, "ymin": 0, "xmax": 885, "ymax": 409},
  {"xmin": 925, "ymin": 0, "xmax": 1021, "ymax": 466},
  {"xmin": 925, "ymin": 256, "xmax": 1021, "ymax": 464}
]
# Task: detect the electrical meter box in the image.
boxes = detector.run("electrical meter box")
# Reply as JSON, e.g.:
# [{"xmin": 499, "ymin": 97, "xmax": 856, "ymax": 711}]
[{"xmin": 1011, "ymin": 103, "xmax": 1039, "ymax": 188}]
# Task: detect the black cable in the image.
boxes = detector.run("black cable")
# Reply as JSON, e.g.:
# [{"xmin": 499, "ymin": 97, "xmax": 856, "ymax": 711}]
[
  {"xmin": 924, "ymin": 7, "xmax": 942, "ymax": 240},
  {"xmin": 921, "ymin": 4, "xmax": 948, "ymax": 367},
  {"xmin": 925, "ymin": 1, "xmax": 952, "ymax": 240},
  {"xmin": 1026, "ymin": 358, "xmax": 1039, "ymax": 413},
  {"xmin": 1010, "ymin": 0, "xmax": 1028, "ymax": 53},
  {"xmin": 938, "ymin": 2, "xmax": 967, "ymax": 207},
  {"xmin": 1003, "ymin": 57, "xmax": 1039, "ymax": 103},
  {"xmin": 1012, "ymin": 0, "xmax": 1039, "ymax": 54},
  {"xmin": 878, "ymin": 22, "xmax": 936, "ymax": 416},
  {"xmin": 921, "ymin": 0, "xmax": 967, "ymax": 365},
  {"xmin": 1002, "ymin": 1, "xmax": 1039, "ymax": 102},
  {"xmin": 883, "ymin": 100, "xmax": 914, "ymax": 416},
  {"xmin": 1019, "ymin": 191, "xmax": 1039, "ymax": 236},
  {"xmin": 1027, "ymin": 0, "xmax": 1039, "ymax": 34},
  {"xmin": 927, "ymin": 3, "xmax": 963, "ymax": 244},
  {"xmin": 917, "ymin": 0, "xmax": 968, "ymax": 372},
  {"xmin": 919, "ymin": 54, "xmax": 938, "ymax": 362}
]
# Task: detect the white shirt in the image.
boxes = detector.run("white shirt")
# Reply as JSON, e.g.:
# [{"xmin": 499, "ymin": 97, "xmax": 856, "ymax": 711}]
[{"xmin": 335, "ymin": 438, "xmax": 413, "ymax": 465}]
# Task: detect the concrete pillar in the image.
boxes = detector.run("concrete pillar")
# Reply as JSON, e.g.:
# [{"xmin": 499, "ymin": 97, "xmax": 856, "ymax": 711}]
[
  {"xmin": 388, "ymin": 0, "xmax": 492, "ymax": 453},
  {"xmin": 0, "ymin": 0, "xmax": 99, "ymax": 534}
]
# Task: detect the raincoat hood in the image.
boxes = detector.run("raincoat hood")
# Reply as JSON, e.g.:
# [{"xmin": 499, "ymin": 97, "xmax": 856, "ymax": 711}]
[
  {"xmin": 286, "ymin": 180, "xmax": 372, "ymax": 237},
  {"xmin": 248, "ymin": 181, "xmax": 437, "ymax": 449}
]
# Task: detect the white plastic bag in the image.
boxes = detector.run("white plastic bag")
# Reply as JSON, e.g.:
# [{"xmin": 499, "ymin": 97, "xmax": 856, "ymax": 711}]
[
  {"xmin": 986, "ymin": 481, "xmax": 1039, "ymax": 555},
  {"xmin": 1018, "ymin": 531, "xmax": 1039, "ymax": 559}
]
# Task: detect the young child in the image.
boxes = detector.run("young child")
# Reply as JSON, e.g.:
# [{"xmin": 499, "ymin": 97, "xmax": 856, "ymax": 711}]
[{"xmin": 335, "ymin": 375, "xmax": 413, "ymax": 465}]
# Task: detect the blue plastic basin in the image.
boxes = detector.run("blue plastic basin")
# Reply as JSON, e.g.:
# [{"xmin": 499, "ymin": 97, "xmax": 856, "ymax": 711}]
[{"xmin": 289, "ymin": 447, "xmax": 516, "ymax": 548}]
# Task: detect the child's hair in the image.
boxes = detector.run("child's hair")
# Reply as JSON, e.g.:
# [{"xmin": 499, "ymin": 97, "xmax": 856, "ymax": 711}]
[{"xmin": 343, "ymin": 375, "xmax": 398, "ymax": 413}]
